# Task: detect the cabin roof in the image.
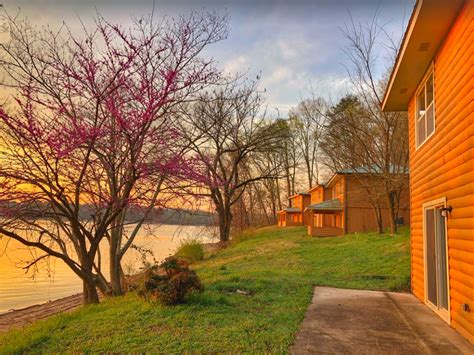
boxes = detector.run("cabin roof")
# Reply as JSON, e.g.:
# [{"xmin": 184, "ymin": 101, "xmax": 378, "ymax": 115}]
[
  {"xmin": 277, "ymin": 207, "xmax": 301, "ymax": 214},
  {"xmin": 288, "ymin": 192, "xmax": 311, "ymax": 199},
  {"xmin": 336, "ymin": 165, "xmax": 408, "ymax": 175},
  {"xmin": 382, "ymin": 0, "xmax": 465, "ymax": 111},
  {"xmin": 307, "ymin": 184, "xmax": 326, "ymax": 193},
  {"xmin": 305, "ymin": 199, "xmax": 342, "ymax": 212},
  {"xmin": 325, "ymin": 165, "xmax": 409, "ymax": 188},
  {"xmin": 325, "ymin": 173, "xmax": 343, "ymax": 189}
]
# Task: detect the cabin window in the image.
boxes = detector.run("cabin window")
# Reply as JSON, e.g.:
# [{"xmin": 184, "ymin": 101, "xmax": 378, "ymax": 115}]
[{"xmin": 416, "ymin": 69, "xmax": 435, "ymax": 148}]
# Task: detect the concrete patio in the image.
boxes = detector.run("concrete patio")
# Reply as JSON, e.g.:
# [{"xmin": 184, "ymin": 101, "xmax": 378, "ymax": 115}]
[{"xmin": 291, "ymin": 287, "xmax": 473, "ymax": 354}]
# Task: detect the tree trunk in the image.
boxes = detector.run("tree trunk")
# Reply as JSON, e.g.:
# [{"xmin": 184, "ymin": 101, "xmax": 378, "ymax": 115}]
[
  {"xmin": 79, "ymin": 248, "xmax": 101, "ymax": 304},
  {"xmin": 255, "ymin": 185, "xmax": 271, "ymax": 225},
  {"xmin": 218, "ymin": 205, "xmax": 232, "ymax": 242},
  {"xmin": 83, "ymin": 278, "xmax": 100, "ymax": 304},
  {"xmin": 95, "ymin": 272, "xmax": 112, "ymax": 296},
  {"xmin": 305, "ymin": 157, "xmax": 313, "ymax": 188},
  {"xmin": 387, "ymin": 191, "xmax": 398, "ymax": 235},
  {"xmin": 276, "ymin": 178, "xmax": 282, "ymax": 211},
  {"xmin": 109, "ymin": 254, "xmax": 124, "ymax": 296},
  {"xmin": 269, "ymin": 185, "xmax": 277, "ymax": 224},
  {"xmin": 109, "ymin": 226, "xmax": 123, "ymax": 296},
  {"xmin": 373, "ymin": 206, "xmax": 383, "ymax": 234},
  {"xmin": 109, "ymin": 216, "xmax": 124, "ymax": 296}
]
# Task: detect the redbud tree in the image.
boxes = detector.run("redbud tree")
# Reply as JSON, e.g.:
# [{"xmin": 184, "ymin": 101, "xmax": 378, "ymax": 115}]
[{"xmin": 0, "ymin": 10, "xmax": 227, "ymax": 303}]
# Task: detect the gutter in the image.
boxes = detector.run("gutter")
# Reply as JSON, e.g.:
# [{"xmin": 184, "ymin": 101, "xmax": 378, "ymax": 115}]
[{"xmin": 343, "ymin": 176, "xmax": 348, "ymax": 235}]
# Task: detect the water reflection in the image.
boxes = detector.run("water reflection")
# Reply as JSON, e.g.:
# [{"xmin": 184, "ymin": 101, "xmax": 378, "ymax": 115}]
[{"xmin": 0, "ymin": 224, "xmax": 216, "ymax": 313}]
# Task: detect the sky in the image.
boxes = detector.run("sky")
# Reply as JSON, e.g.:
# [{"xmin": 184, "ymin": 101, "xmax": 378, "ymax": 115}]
[{"xmin": 2, "ymin": 0, "xmax": 414, "ymax": 117}]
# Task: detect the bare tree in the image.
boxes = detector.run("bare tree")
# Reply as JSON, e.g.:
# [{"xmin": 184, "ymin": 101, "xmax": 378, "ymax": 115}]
[
  {"xmin": 254, "ymin": 149, "xmax": 284, "ymax": 222},
  {"xmin": 321, "ymin": 95, "xmax": 392, "ymax": 233},
  {"xmin": 328, "ymin": 12, "xmax": 409, "ymax": 234},
  {"xmin": 178, "ymin": 81, "xmax": 285, "ymax": 242},
  {"xmin": 277, "ymin": 119, "xmax": 301, "ymax": 198},
  {"xmin": 288, "ymin": 97, "xmax": 326, "ymax": 188}
]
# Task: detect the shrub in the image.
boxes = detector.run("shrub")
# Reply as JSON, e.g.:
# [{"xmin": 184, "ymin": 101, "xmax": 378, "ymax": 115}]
[
  {"xmin": 139, "ymin": 257, "xmax": 203, "ymax": 305},
  {"xmin": 175, "ymin": 238, "xmax": 204, "ymax": 263}
]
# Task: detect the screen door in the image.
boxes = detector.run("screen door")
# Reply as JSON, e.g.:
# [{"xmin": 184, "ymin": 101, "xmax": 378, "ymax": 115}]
[{"xmin": 424, "ymin": 203, "xmax": 449, "ymax": 317}]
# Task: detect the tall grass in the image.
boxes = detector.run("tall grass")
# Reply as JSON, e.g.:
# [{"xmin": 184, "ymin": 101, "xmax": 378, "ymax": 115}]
[{"xmin": 174, "ymin": 238, "xmax": 204, "ymax": 263}]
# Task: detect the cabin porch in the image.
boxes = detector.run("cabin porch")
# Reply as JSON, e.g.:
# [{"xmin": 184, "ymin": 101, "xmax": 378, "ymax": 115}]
[
  {"xmin": 277, "ymin": 208, "xmax": 303, "ymax": 227},
  {"xmin": 305, "ymin": 199, "xmax": 344, "ymax": 237}
]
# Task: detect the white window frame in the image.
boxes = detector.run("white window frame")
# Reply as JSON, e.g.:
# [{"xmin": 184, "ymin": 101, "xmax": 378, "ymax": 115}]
[
  {"xmin": 415, "ymin": 65, "xmax": 436, "ymax": 149},
  {"xmin": 422, "ymin": 197, "xmax": 451, "ymax": 324}
]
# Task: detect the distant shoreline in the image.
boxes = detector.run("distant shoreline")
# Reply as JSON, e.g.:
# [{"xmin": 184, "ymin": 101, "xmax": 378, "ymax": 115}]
[{"xmin": 0, "ymin": 202, "xmax": 217, "ymax": 227}]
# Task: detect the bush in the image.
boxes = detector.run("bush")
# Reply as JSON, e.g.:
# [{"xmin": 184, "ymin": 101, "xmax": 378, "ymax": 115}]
[
  {"xmin": 139, "ymin": 257, "xmax": 203, "ymax": 305},
  {"xmin": 175, "ymin": 238, "xmax": 204, "ymax": 263}
]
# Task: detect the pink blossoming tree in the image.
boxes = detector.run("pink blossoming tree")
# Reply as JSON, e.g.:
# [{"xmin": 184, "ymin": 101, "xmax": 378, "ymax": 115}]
[{"xmin": 0, "ymin": 10, "xmax": 228, "ymax": 303}]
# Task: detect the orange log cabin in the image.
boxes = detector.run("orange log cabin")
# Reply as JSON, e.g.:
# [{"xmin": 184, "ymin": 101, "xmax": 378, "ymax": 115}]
[
  {"xmin": 382, "ymin": 0, "xmax": 474, "ymax": 343},
  {"xmin": 306, "ymin": 170, "xmax": 410, "ymax": 237},
  {"xmin": 276, "ymin": 192, "xmax": 311, "ymax": 226},
  {"xmin": 306, "ymin": 182, "xmax": 343, "ymax": 237}
]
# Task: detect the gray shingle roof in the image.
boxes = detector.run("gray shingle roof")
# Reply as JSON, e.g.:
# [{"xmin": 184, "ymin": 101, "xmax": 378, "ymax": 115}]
[
  {"xmin": 336, "ymin": 165, "xmax": 408, "ymax": 174},
  {"xmin": 305, "ymin": 199, "xmax": 342, "ymax": 211},
  {"xmin": 278, "ymin": 207, "xmax": 301, "ymax": 213}
]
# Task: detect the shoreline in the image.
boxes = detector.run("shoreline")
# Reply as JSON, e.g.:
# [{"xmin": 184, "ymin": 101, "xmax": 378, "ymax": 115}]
[
  {"xmin": 0, "ymin": 293, "xmax": 83, "ymax": 333},
  {"xmin": 0, "ymin": 240, "xmax": 223, "ymax": 333}
]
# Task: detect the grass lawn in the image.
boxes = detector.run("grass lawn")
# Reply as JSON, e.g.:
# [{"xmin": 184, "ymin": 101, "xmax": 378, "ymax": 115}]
[{"xmin": 0, "ymin": 226, "xmax": 410, "ymax": 353}]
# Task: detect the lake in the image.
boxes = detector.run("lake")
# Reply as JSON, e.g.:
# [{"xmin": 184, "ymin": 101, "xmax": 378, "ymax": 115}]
[{"xmin": 0, "ymin": 224, "xmax": 217, "ymax": 314}]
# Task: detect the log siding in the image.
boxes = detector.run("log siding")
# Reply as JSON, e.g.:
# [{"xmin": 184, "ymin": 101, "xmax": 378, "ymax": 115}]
[{"xmin": 407, "ymin": 1, "xmax": 474, "ymax": 342}]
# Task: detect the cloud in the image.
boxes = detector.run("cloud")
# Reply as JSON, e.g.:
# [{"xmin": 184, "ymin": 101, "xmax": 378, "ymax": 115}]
[
  {"xmin": 218, "ymin": 21, "xmax": 347, "ymax": 117},
  {"xmin": 266, "ymin": 66, "xmax": 292, "ymax": 85},
  {"xmin": 213, "ymin": 0, "xmax": 413, "ymax": 117},
  {"xmin": 223, "ymin": 55, "xmax": 250, "ymax": 74},
  {"xmin": 3, "ymin": 0, "xmax": 414, "ymax": 118}
]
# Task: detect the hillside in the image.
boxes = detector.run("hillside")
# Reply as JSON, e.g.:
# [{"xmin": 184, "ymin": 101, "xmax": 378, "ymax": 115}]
[{"xmin": 0, "ymin": 226, "xmax": 410, "ymax": 353}]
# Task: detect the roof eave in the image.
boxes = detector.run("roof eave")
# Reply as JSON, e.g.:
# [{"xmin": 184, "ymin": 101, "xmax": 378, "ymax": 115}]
[
  {"xmin": 307, "ymin": 184, "xmax": 326, "ymax": 193},
  {"xmin": 288, "ymin": 192, "xmax": 311, "ymax": 200},
  {"xmin": 325, "ymin": 173, "xmax": 342, "ymax": 189},
  {"xmin": 382, "ymin": 0, "xmax": 466, "ymax": 112}
]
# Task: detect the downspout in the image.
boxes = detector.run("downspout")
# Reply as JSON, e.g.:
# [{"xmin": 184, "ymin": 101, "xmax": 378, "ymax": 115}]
[{"xmin": 343, "ymin": 176, "xmax": 348, "ymax": 234}]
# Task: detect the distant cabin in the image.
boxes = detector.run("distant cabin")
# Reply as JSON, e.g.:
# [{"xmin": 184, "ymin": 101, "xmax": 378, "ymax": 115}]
[
  {"xmin": 306, "ymin": 184, "xmax": 339, "ymax": 236},
  {"xmin": 277, "ymin": 192, "xmax": 310, "ymax": 227},
  {"xmin": 382, "ymin": 0, "xmax": 473, "ymax": 343},
  {"xmin": 305, "ymin": 170, "xmax": 410, "ymax": 237}
]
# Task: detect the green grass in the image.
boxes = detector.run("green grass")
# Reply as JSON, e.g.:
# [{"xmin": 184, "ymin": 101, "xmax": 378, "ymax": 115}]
[
  {"xmin": 174, "ymin": 238, "xmax": 205, "ymax": 263},
  {"xmin": 0, "ymin": 226, "xmax": 410, "ymax": 353}
]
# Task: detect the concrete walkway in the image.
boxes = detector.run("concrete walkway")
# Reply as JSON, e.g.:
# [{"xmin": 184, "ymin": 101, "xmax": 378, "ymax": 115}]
[{"xmin": 291, "ymin": 287, "xmax": 473, "ymax": 354}]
